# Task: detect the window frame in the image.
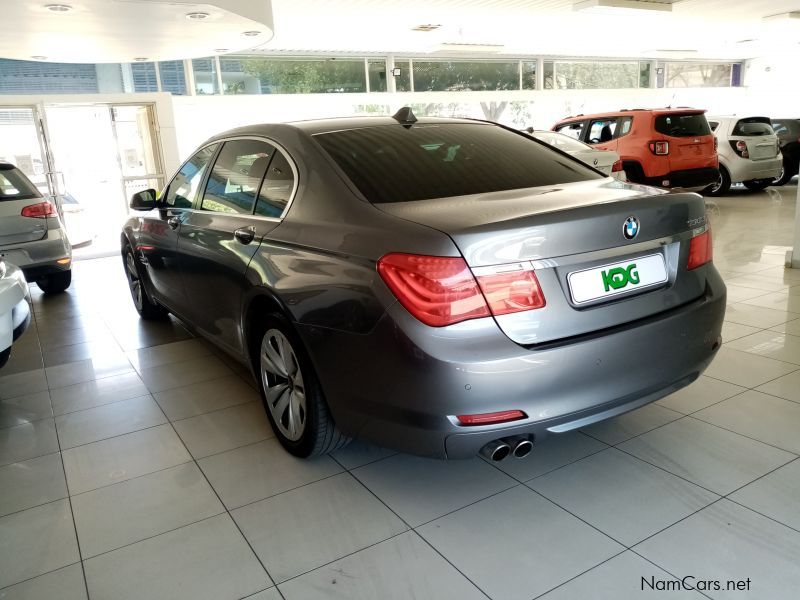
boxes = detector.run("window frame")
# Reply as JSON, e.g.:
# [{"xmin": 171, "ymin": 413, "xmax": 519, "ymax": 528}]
[
  {"xmin": 554, "ymin": 120, "xmax": 588, "ymax": 142},
  {"xmin": 586, "ymin": 118, "xmax": 619, "ymax": 144},
  {"xmin": 176, "ymin": 135, "xmax": 299, "ymax": 222}
]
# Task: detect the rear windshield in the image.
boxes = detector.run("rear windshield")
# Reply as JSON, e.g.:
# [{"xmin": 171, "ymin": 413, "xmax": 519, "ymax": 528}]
[
  {"xmin": 0, "ymin": 166, "xmax": 41, "ymax": 201},
  {"xmin": 654, "ymin": 113, "xmax": 711, "ymax": 137},
  {"xmin": 314, "ymin": 123, "xmax": 602, "ymax": 204},
  {"xmin": 732, "ymin": 118, "xmax": 774, "ymax": 137}
]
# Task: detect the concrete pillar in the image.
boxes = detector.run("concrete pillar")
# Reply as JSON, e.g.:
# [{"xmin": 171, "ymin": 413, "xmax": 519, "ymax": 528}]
[{"xmin": 789, "ymin": 182, "xmax": 800, "ymax": 269}]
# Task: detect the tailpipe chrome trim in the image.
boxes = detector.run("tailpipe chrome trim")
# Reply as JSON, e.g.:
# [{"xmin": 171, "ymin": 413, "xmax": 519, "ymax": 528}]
[
  {"xmin": 504, "ymin": 435, "xmax": 534, "ymax": 458},
  {"xmin": 480, "ymin": 440, "xmax": 511, "ymax": 462}
]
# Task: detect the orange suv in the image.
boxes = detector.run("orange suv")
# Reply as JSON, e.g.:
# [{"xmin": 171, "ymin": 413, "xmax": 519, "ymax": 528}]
[{"xmin": 552, "ymin": 108, "xmax": 719, "ymax": 190}]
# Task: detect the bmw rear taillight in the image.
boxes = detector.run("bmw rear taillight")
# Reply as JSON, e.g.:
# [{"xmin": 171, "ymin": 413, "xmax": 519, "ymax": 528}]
[
  {"xmin": 649, "ymin": 141, "xmax": 669, "ymax": 155},
  {"xmin": 687, "ymin": 229, "xmax": 713, "ymax": 270},
  {"xmin": 612, "ymin": 159, "xmax": 623, "ymax": 173},
  {"xmin": 730, "ymin": 140, "xmax": 749, "ymax": 158},
  {"xmin": 377, "ymin": 253, "xmax": 546, "ymax": 327},
  {"xmin": 474, "ymin": 268, "xmax": 545, "ymax": 316},
  {"xmin": 20, "ymin": 201, "xmax": 56, "ymax": 218}
]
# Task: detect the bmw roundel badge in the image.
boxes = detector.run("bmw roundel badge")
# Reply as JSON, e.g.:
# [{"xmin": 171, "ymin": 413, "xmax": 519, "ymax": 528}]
[{"xmin": 623, "ymin": 216, "xmax": 640, "ymax": 240}]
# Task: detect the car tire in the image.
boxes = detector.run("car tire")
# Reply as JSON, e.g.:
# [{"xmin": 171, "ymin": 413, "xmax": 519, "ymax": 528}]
[
  {"xmin": 772, "ymin": 163, "xmax": 796, "ymax": 187},
  {"xmin": 742, "ymin": 179, "xmax": 772, "ymax": 192},
  {"xmin": 253, "ymin": 313, "xmax": 350, "ymax": 458},
  {"xmin": 703, "ymin": 167, "xmax": 731, "ymax": 197},
  {"xmin": 37, "ymin": 270, "xmax": 71, "ymax": 294},
  {"xmin": 122, "ymin": 246, "xmax": 169, "ymax": 320},
  {"xmin": 0, "ymin": 347, "xmax": 10, "ymax": 369}
]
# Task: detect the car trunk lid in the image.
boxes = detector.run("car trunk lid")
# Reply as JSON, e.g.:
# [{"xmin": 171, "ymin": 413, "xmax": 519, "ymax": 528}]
[
  {"xmin": 0, "ymin": 165, "xmax": 48, "ymax": 246},
  {"xmin": 378, "ymin": 179, "xmax": 709, "ymax": 345},
  {"xmin": 731, "ymin": 118, "xmax": 780, "ymax": 161},
  {"xmin": 652, "ymin": 111, "xmax": 716, "ymax": 174}
]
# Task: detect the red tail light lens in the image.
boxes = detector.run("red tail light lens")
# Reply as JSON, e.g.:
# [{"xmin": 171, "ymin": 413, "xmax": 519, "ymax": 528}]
[
  {"xmin": 377, "ymin": 253, "xmax": 489, "ymax": 327},
  {"xmin": 730, "ymin": 140, "xmax": 749, "ymax": 158},
  {"xmin": 20, "ymin": 201, "xmax": 56, "ymax": 218},
  {"xmin": 649, "ymin": 141, "xmax": 669, "ymax": 155},
  {"xmin": 687, "ymin": 229, "xmax": 713, "ymax": 270},
  {"xmin": 456, "ymin": 410, "xmax": 526, "ymax": 426},
  {"xmin": 612, "ymin": 159, "xmax": 623, "ymax": 172},
  {"xmin": 475, "ymin": 269, "xmax": 546, "ymax": 316}
]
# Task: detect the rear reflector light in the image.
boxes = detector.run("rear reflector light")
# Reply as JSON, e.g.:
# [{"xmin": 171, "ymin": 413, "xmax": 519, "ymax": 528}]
[
  {"xmin": 714, "ymin": 137, "xmax": 718, "ymax": 151},
  {"xmin": 20, "ymin": 201, "xmax": 56, "ymax": 218},
  {"xmin": 475, "ymin": 269, "xmax": 545, "ymax": 316},
  {"xmin": 687, "ymin": 229, "xmax": 713, "ymax": 270},
  {"xmin": 649, "ymin": 141, "xmax": 669, "ymax": 155},
  {"xmin": 377, "ymin": 254, "xmax": 547, "ymax": 327},
  {"xmin": 456, "ymin": 410, "xmax": 526, "ymax": 426},
  {"xmin": 377, "ymin": 253, "xmax": 489, "ymax": 327},
  {"xmin": 612, "ymin": 159, "xmax": 623, "ymax": 173}
]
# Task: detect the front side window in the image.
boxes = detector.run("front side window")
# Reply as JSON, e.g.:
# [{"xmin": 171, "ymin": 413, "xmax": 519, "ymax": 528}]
[
  {"xmin": 555, "ymin": 121, "xmax": 586, "ymax": 140},
  {"xmin": 201, "ymin": 139, "xmax": 275, "ymax": 214},
  {"xmin": 163, "ymin": 144, "xmax": 218, "ymax": 208},
  {"xmin": 314, "ymin": 123, "xmax": 601, "ymax": 205}
]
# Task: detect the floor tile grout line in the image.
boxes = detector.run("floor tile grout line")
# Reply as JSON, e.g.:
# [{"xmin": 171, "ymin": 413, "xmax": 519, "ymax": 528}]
[
  {"xmin": 627, "ymin": 497, "xmax": 727, "ymax": 550},
  {"xmin": 163, "ymin": 417, "xmax": 280, "ymax": 589},
  {"xmin": 688, "ymin": 412, "xmax": 800, "ymax": 456},
  {"xmin": 624, "ymin": 549, "xmax": 716, "ymax": 600},
  {"xmin": 527, "ymin": 548, "xmax": 631, "ymax": 600},
  {"xmin": 0, "ymin": 562, "xmax": 84, "ymax": 595},
  {"xmin": 336, "ymin": 465, "xmax": 495, "ymax": 599},
  {"xmin": 49, "ymin": 385, "xmax": 93, "ymax": 600}
]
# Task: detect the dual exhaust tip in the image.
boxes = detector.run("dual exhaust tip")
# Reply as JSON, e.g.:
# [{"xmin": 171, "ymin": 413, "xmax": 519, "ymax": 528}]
[{"xmin": 481, "ymin": 436, "xmax": 534, "ymax": 461}]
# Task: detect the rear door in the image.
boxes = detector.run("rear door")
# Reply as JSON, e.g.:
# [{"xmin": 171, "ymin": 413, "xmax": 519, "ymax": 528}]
[
  {"xmin": 731, "ymin": 118, "xmax": 780, "ymax": 162},
  {"xmin": 653, "ymin": 112, "xmax": 716, "ymax": 172},
  {"xmin": 0, "ymin": 165, "xmax": 48, "ymax": 248},
  {"xmin": 178, "ymin": 137, "xmax": 291, "ymax": 353}
]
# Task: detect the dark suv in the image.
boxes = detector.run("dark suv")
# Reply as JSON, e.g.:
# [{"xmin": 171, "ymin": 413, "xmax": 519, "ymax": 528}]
[{"xmin": 770, "ymin": 118, "xmax": 800, "ymax": 186}]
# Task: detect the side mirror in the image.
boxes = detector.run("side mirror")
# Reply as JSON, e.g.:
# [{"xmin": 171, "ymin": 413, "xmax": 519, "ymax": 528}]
[{"xmin": 130, "ymin": 189, "xmax": 156, "ymax": 210}]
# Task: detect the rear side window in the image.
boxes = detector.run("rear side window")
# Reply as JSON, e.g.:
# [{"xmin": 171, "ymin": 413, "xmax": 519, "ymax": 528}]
[
  {"xmin": 0, "ymin": 167, "xmax": 40, "ymax": 201},
  {"xmin": 554, "ymin": 121, "xmax": 586, "ymax": 140},
  {"xmin": 732, "ymin": 118, "xmax": 774, "ymax": 137},
  {"xmin": 315, "ymin": 123, "xmax": 602, "ymax": 204},
  {"xmin": 202, "ymin": 139, "xmax": 275, "ymax": 215},
  {"xmin": 255, "ymin": 150, "xmax": 295, "ymax": 218},
  {"xmin": 654, "ymin": 114, "xmax": 711, "ymax": 137}
]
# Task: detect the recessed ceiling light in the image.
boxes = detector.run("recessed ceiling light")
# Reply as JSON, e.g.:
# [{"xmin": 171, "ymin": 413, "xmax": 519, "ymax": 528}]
[
  {"xmin": 574, "ymin": 0, "xmax": 673, "ymax": 13},
  {"xmin": 133, "ymin": 57, "xmax": 149, "ymax": 62},
  {"xmin": 31, "ymin": 55, "xmax": 48, "ymax": 60},
  {"xmin": 412, "ymin": 24, "xmax": 442, "ymax": 32},
  {"xmin": 44, "ymin": 3, "xmax": 72, "ymax": 12},
  {"xmin": 186, "ymin": 11, "xmax": 210, "ymax": 20},
  {"xmin": 242, "ymin": 30, "xmax": 261, "ymax": 37}
]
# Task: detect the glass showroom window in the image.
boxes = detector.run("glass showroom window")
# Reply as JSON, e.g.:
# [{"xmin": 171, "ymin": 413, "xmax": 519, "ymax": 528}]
[
  {"xmin": 131, "ymin": 62, "xmax": 158, "ymax": 92},
  {"xmin": 158, "ymin": 60, "xmax": 187, "ymax": 95},
  {"xmin": 0, "ymin": 59, "xmax": 104, "ymax": 94},
  {"xmin": 192, "ymin": 58, "xmax": 220, "ymax": 95},
  {"xmin": 412, "ymin": 61, "xmax": 520, "ymax": 92},
  {"xmin": 394, "ymin": 60, "xmax": 412, "ymax": 92},
  {"xmin": 664, "ymin": 63, "xmax": 734, "ymax": 88},
  {"xmin": 368, "ymin": 59, "xmax": 388, "ymax": 92},
  {"xmin": 521, "ymin": 61, "xmax": 537, "ymax": 90},
  {"xmin": 552, "ymin": 61, "xmax": 639, "ymax": 89},
  {"xmin": 218, "ymin": 57, "xmax": 367, "ymax": 94}
]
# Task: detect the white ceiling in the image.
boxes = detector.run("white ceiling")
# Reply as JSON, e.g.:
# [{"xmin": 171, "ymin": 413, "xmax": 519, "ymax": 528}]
[
  {"xmin": 0, "ymin": 0, "xmax": 274, "ymax": 63},
  {"xmin": 1, "ymin": 0, "xmax": 798, "ymax": 63}
]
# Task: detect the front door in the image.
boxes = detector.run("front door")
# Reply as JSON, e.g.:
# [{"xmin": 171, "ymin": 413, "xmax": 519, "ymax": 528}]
[
  {"xmin": 178, "ymin": 138, "xmax": 294, "ymax": 353},
  {"xmin": 138, "ymin": 143, "xmax": 218, "ymax": 312}
]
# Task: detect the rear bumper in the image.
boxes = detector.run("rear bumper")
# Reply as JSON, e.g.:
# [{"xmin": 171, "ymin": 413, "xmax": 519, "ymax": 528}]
[
  {"xmin": 642, "ymin": 167, "xmax": 719, "ymax": 190},
  {"xmin": 298, "ymin": 266, "xmax": 727, "ymax": 458},
  {"xmin": 0, "ymin": 227, "xmax": 71, "ymax": 282},
  {"xmin": 724, "ymin": 155, "xmax": 782, "ymax": 183}
]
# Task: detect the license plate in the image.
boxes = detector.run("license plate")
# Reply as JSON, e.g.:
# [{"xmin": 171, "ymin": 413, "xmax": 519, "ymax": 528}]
[{"xmin": 568, "ymin": 254, "xmax": 668, "ymax": 305}]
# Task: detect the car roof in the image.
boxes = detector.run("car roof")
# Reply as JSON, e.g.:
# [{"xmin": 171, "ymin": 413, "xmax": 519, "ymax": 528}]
[
  {"xmin": 204, "ymin": 116, "xmax": 485, "ymax": 142},
  {"xmin": 557, "ymin": 107, "xmax": 705, "ymax": 123}
]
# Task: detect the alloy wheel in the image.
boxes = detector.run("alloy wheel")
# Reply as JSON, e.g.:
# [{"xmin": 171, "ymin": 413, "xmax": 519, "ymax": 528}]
[
  {"xmin": 260, "ymin": 329, "xmax": 307, "ymax": 441},
  {"xmin": 711, "ymin": 173, "xmax": 723, "ymax": 194},
  {"xmin": 125, "ymin": 252, "xmax": 143, "ymax": 310}
]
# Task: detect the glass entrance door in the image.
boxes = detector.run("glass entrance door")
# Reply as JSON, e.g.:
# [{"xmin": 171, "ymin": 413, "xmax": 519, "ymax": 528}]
[{"xmin": 0, "ymin": 106, "xmax": 54, "ymax": 197}]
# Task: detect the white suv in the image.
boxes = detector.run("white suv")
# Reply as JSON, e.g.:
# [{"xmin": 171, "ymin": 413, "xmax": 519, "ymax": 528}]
[{"xmin": 704, "ymin": 116, "xmax": 782, "ymax": 196}]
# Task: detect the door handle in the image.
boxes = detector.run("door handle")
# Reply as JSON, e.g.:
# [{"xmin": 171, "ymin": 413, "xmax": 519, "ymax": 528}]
[
  {"xmin": 234, "ymin": 226, "xmax": 256, "ymax": 245},
  {"xmin": 167, "ymin": 216, "xmax": 180, "ymax": 230}
]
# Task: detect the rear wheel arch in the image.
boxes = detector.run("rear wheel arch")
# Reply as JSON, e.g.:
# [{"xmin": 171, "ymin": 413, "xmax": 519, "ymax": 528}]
[
  {"xmin": 243, "ymin": 290, "xmax": 296, "ymax": 364},
  {"xmin": 622, "ymin": 161, "xmax": 645, "ymax": 183}
]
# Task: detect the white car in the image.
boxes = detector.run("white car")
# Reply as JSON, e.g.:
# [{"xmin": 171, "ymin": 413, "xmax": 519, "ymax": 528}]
[
  {"xmin": 528, "ymin": 130, "xmax": 626, "ymax": 181},
  {"xmin": 704, "ymin": 116, "xmax": 783, "ymax": 196},
  {"xmin": 0, "ymin": 259, "xmax": 31, "ymax": 369}
]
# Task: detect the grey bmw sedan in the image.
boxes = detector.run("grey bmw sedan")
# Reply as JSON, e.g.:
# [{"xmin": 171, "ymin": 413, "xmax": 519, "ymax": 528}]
[{"xmin": 121, "ymin": 109, "xmax": 725, "ymax": 460}]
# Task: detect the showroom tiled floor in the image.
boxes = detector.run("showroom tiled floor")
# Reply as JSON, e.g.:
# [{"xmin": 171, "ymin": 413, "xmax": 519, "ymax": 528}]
[{"xmin": 1, "ymin": 183, "xmax": 800, "ymax": 599}]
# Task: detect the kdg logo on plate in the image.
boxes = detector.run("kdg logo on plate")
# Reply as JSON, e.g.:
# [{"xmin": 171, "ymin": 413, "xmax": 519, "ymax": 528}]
[{"xmin": 601, "ymin": 263, "xmax": 640, "ymax": 292}]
